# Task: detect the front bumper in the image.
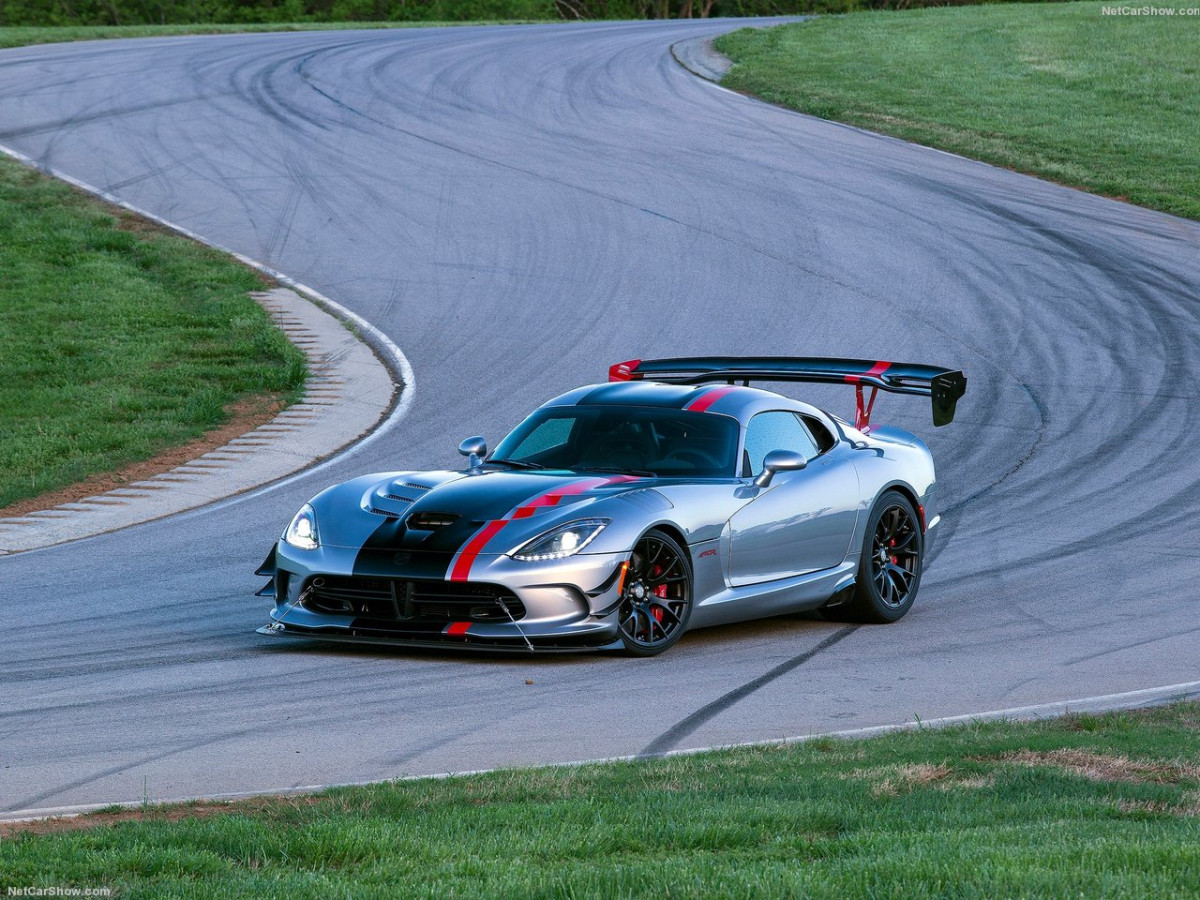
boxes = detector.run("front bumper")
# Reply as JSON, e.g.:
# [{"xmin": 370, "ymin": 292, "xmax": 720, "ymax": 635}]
[
  {"xmin": 256, "ymin": 618, "xmax": 621, "ymax": 653},
  {"xmin": 257, "ymin": 542, "xmax": 628, "ymax": 652}
]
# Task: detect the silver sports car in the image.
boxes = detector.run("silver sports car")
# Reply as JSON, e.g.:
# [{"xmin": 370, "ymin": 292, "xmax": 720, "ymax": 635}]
[{"xmin": 255, "ymin": 357, "xmax": 966, "ymax": 655}]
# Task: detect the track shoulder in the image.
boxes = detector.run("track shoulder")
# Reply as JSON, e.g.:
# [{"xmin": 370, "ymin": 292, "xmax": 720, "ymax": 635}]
[{"xmin": 0, "ymin": 286, "xmax": 398, "ymax": 554}]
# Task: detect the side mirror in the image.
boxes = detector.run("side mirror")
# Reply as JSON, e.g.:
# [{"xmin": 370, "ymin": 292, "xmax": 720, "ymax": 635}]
[
  {"xmin": 459, "ymin": 436, "xmax": 488, "ymax": 470},
  {"xmin": 753, "ymin": 449, "xmax": 807, "ymax": 488}
]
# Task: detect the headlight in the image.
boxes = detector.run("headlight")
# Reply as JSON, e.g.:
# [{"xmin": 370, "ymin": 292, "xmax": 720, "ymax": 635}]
[
  {"xmin": 510, "ymin": 518, "xmax": 610, "ymax": 561},
  {"xmin": 284, "ymin": 503, "xmax": 320, "ymax": 550}
]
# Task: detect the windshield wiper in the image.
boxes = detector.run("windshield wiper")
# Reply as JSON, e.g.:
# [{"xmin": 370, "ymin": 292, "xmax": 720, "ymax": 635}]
[
  {"xmin": 570, "ymin": 465, "xmax": 656, "ymax": 478},
  {"xmin": 486, "ymin": 458, "xmax": 545, "ymax": 470}
]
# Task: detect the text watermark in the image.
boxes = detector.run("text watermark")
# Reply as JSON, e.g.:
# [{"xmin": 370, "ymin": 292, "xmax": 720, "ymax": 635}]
[{"xmin": 1102, "ymin": 5, "xmax": 1200, "ymax": 13}]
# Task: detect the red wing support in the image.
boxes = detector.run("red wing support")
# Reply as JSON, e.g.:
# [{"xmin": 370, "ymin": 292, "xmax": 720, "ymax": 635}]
[
  {"xmin": 608, "ymin": 356, "xmax": 967, "ymax": 429},
  {"xmin": 854, "ymin": 384, "xmax": 878, "ymax": 432}
]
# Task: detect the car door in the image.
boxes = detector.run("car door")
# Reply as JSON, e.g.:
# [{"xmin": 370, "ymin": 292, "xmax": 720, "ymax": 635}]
[{"xmin": 727, "ymin": 411, "xmax": 859, "ymax": 587}]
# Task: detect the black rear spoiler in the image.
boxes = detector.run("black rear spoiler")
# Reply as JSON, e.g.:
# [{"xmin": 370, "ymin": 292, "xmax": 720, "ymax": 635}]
[{"xmin": 609, "ymin": 357, "xmax": 966, "ymax": 430}]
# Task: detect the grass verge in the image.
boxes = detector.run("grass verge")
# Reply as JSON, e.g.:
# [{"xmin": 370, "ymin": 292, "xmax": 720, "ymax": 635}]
[
  {"xmin": 4, "ymin": 702, "xmax": 1200, "ymax": 896},
  {"xmin": 0, "ymin": 20, "xmax": 552, "ymax": 51},
  {"xmin": 0, "ymin": 156, "xmax": 306, "ymax": 511},
  {"xmin": 716, "ymin": 1, "xmax": 1200, "ymax": 221}
]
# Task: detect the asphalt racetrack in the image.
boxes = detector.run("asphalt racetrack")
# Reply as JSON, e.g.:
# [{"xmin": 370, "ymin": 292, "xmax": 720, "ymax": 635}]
[{"xmin": 1, "ymin": 20, "xmax": 1199, "ymax": 816}]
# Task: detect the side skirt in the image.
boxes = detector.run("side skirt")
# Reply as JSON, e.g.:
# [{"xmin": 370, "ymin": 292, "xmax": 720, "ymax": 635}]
[{"xmin": 689, "ymin": 562, "xmax": 858, "ymax": 628}]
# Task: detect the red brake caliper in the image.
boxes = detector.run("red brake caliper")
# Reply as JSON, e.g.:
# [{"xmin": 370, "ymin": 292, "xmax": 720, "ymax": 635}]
[{"xmin": 651, "ymin": 564, "xmax": 667, "ymax": 618}]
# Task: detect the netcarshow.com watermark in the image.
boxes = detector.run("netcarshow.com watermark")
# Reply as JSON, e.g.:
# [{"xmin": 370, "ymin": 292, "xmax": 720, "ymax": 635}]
[
  {"xmin": 6, "ymin": 889, "xmax": 112, "ymax": 898},
  {"xmin": 1101, "ymin": 4, "xmax": 1200, "ymax": 13}
]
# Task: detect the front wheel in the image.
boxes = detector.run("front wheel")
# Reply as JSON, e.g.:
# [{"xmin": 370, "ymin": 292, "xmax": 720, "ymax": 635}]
[
  {"xmin": 832, "ymin": 490, "xmax": 923, "ymax": 624},
  {"xmin": 617, "ymin": 529, "xmax": 693, "ymax": 657}
]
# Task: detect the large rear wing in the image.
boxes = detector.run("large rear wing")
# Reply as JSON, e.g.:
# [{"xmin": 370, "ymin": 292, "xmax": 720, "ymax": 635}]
[{"xmin": 608, "ymin": 357, "xmax": 967, "ymax": 431}]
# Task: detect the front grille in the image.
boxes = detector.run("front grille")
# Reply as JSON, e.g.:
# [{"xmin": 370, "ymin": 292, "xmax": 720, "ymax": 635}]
[{"xmin": 302, "ymin": 576, "xmax": 525, "ymax": 623}]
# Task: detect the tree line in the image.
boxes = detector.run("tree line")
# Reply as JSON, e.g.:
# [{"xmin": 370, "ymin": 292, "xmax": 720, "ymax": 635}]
[{"xmin": 0, "ymin": 0, "xmax": 1046, "ymax": 27}]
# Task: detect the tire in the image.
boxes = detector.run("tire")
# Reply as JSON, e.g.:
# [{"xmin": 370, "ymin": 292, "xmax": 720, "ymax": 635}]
[
  {"xmin": 617, "ymin": 529, "xmax": 694, "ymax": 657},
  {"xmin": 829, "ymin": 490, "xmax": 923, "ymax": 624}
]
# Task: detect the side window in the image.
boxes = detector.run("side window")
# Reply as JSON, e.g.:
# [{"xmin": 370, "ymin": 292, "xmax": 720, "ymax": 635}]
[
  {"xmin": 508, "ymin": 418, "xmax": 574, "ymax": 462},
  {"xmin": 743, "ymin": 412, "xmax": 820, "ymax": 476},
  {"xmin": 801, "ymin": 415, "xmax": 836, "ymax": 453}
]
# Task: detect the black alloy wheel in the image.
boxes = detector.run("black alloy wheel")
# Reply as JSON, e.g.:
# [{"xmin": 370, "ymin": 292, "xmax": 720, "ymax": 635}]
[
  {"xmin": 830, "ymin": 490, "xmax": 924, "ymax": 623},
  {"xmin": 617, "ymin": 529, "xmax": 693, "ymax": 656}
]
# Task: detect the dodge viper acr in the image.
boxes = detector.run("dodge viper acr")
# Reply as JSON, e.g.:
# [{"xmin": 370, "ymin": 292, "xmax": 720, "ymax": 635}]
[{"xmin": 255, "ymin": 357, "xmax": 966, "ymax": 655}]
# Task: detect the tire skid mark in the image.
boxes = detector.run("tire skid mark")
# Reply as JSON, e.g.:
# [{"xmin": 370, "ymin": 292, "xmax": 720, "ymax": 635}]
[{"xmin": 640, "ymin": 626, "xmax": 857, "ymax": 756}]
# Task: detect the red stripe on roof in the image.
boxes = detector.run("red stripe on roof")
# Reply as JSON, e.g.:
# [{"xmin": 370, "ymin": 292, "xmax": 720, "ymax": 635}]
[{"xmin": 686, "ymin": 385, "xmax": 738, "ymax": 413}]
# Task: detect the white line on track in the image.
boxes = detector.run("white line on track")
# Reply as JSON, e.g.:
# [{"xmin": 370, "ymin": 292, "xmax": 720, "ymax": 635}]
[{"xmin": 5, "ymin": 678, "xmax": 1199, "ymax": 824}]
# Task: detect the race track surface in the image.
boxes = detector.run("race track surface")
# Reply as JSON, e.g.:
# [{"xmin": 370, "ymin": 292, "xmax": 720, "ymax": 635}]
[{"xmin": 1, "ymin": 20, "xmax": 1198, "ymax": 815}]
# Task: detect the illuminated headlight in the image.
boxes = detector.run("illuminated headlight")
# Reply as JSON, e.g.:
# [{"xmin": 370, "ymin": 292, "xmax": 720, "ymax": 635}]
[
  {"xmin": 510, "ymin": 518, "xmax": 610, "ymax": 561},
  {"xmin": 284, "ymin": 503, "xmax": 320, "ymax": 550}
]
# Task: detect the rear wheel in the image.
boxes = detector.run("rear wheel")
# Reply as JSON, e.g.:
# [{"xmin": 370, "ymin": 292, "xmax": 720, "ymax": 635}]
[
  {"xmin": 617, "ymin": 529, "xmax": 693, "ymax": 657},
  {"xmin": 829, "ymin": 490, "xmax": 923, "ymax": 623}
]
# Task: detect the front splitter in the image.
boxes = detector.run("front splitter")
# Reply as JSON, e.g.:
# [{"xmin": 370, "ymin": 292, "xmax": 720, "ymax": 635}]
[{"xmin": 256, "ymin": 623, "xmax": 622, "ymax": 654}]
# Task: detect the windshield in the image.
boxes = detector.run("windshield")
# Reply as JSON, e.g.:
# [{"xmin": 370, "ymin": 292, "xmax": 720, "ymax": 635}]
[{"xmin": 491, "ymin": 405, "xmax": 739, "ymax": 478}]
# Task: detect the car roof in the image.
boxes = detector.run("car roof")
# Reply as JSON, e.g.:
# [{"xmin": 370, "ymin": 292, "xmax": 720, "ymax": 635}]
[{"xmin": 541, "ymin": 381, "xmax": 835, "ymax": 428}]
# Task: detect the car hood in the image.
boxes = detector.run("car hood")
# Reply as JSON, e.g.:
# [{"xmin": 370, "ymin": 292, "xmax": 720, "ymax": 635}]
[{"xmin": 307, "ymin": 468, "xmax": 659, "ymax": 555}]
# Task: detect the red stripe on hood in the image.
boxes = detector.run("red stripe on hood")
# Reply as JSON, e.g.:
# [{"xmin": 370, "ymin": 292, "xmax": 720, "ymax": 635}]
[
  {"xmin": 448, "ymin": 475, "xmax": 642, "ymax": 582},
  {"xmin": 448, "ymin": 519, "xmax": 509, "ymax": 582},
  {"xmin": 509, "ymin": 476, "xmax": 607, "ymax": 519}
]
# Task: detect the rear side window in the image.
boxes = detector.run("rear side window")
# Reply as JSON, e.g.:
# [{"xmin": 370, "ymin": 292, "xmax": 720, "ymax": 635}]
[
  {"xmin": 743, "ymin": 411, "xmax": 820, "ymax": 476},
  {"xmin": 802, "ymin": 415, "xmax": 837, "ymax": 453}
]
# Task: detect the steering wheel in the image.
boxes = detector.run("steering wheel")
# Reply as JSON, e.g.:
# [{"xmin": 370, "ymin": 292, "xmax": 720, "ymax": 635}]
[{"xmin": 663, "ymin": 448, "xmax": 722, "ymax": 469}]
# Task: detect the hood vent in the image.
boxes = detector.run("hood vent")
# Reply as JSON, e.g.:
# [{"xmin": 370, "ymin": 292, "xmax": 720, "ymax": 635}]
[
  {"xmin": 366, "ymin": 479, "xmax": 434, "ymax": 519},
  {"xmin": 407, "ymin": 512, "xmax": 460, "ymax": 530}
]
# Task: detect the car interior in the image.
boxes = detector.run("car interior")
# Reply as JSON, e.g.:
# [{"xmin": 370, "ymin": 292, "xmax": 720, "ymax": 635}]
[{"xmin": 499, "ymin": 408, "xmax": 740, "ymax": 477}]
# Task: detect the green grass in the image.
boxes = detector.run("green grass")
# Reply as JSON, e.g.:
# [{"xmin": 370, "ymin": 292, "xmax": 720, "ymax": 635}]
[
  {"xmin": 716, "ymin": 1, "xmax": 1200, "ymax": 221},
  {"xmin": 0, "ymin": 20, "xmax": 553, "ymax": 51},
  {"xmin": 0, "ymin": 157, "xmax": 306, "ymax": 509},
  {"xmin": 5, "ymin": 702, "xmax": 1200, "ymax": 897}
]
